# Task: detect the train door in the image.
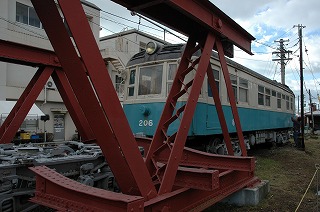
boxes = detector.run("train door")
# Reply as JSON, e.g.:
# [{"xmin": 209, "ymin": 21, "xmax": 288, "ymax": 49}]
[{"xmin": 53, "ymin": 113, "xmax": 65, "ymax": 141}]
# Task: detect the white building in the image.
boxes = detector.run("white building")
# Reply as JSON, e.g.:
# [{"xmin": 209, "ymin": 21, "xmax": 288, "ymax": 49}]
[
  {"xmin": 0, "ymin": 0, "xmax": 100, "ymax": 141},
  {"xmin": 0, "ymin": 0, "xmax": 168, "ymax": 142}
]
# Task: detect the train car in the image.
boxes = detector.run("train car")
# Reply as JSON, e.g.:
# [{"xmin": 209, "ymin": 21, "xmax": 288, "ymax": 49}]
[{"xmin": 122, "ymin": 42, "xmax": 295, "ymax": 155}]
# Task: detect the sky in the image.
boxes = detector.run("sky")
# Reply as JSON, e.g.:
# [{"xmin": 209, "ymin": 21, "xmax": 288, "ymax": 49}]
[{"xmin": 88, "ymin": 0, "xmax": 320, "ymax": 113}]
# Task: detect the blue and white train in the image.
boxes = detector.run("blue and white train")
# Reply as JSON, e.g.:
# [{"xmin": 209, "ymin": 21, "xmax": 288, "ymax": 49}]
[{"xmin": 122, "ymin": 42, "xmax": 295, "ymax": 155}]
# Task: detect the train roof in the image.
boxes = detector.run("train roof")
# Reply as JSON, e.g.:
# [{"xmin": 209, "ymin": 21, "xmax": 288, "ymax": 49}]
[{"xmin": 127, "ymin": 43, "xmax": 294, "ymax": 95}]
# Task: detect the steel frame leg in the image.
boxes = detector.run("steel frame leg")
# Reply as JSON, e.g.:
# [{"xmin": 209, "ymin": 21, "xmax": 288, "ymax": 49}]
[
  {"xmin": 51, "ymin": 70, "xmax": 95, "ymax": 141},
  {"xmin": 216, "ymin": 39, "xmax": 247, "ymax": 156},
  {"xmin": 207, "ymin": 65, "xmax": 234, "ymax": 155},
  {"xmin": 0, "ymin": 66, "xmax": 53, "ymax": 143},
  {"xmin": 31, "ymin": 0, "xmax": 156, "ymax": 198}
]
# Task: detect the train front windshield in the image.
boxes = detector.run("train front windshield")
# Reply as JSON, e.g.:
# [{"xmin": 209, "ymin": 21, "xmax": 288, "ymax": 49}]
[{"xmin": 138, "ymin": 65, "xmax": 163, "ymax": 95}]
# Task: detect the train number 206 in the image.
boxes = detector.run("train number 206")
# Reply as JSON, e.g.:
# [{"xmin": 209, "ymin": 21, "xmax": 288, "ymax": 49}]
[{"xmin": 139, "ymin": 120, "xmax": 153, "ymax": 127}]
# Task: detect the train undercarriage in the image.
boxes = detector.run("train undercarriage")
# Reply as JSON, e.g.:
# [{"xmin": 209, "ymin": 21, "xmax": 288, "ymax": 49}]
[
  {"xmin": 203, "ymin": 129, "xmax": 291, "ymax": 156},
  {"xmin": 0, "ymin": 141, "xmax": 118, "ymax": 211}
]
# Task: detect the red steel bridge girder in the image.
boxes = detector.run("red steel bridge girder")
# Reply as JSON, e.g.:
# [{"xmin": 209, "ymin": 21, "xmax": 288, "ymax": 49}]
[
  {"xmin": 31, "ymin": 0, "xmax": 157, "ymax": 199},
  {"xmin": 0, "ymin": 0, "xmax": 258, "ymax": 210}
]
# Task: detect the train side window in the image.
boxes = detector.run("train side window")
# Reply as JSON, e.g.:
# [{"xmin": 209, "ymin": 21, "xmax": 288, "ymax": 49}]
[
  {"xmin": 286, "ymin": 95, "xmax": 289, "ymax": 110},
  {"xmin": 167, "ymin": 63, "xmax": 177, "ymax": 95},
  {"xmin": 128, "ymin": 69, "xmax": 136, "ymax": 96},
  {"xmin": 277, "ymin": 92, "xmax": 282, "ymax": 108},
  {"xmin": 227, "ymin": 74, "xmax": 237, "ymax": 102},
  {"xmin": 207, "ymin": 69, "xmax": 220, "ymax": 97},
  {"xmin": 138, "ymin": 64, "xmax": 163, "ymax": 95},
  {"xmin": 239, "ymin": 78, "xmax": 248, "ymax": 102},
  {"xmin": 258, "ymin": 85, "xmax": 264, "ymax": 105},
  {"xmin": 265, "ymin": 88, "xmax": 271, "ymax": 106}
]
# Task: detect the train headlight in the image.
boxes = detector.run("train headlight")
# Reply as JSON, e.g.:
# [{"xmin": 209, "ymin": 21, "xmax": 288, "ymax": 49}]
[{"xmin": 146, "ymin": 41, "xmax": 158, "ymax": 55}]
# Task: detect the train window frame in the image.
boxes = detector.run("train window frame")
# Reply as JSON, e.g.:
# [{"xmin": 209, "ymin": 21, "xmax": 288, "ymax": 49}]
[
  {"xmin": 265, "ymin": 88, "xmax": 271, "ymax": 107},
  {"xmin": 137, "ymin": 64, "xmax": 164, "ymax": 97},
  {"xmin": 239, "ymin": 77, "xmax": 248, "ymax": 103},
  {"xmin": 167, "ymin": 63, "xmax": 178, "ymax": 95},
  {"xmin": 277, "ymin": 92, "xmax": 282, "ymax": 109},
  {"xmin": 207, "ymin": 67, "xmax": 220, "ymax": 98},
  {"xmin": 286, "ymin": 95, "xmax": 290, "ymax": 110},
  {"xmin": 227, "ymin": 74, "xmax": 238, "ymax": 103},
  {"xmin": 258, "ymin": 85, "xmax": 264, "ymax": 106},
  {"xmin": 127, "ymin": 68, "xmax": 136, "ymax": 98}
]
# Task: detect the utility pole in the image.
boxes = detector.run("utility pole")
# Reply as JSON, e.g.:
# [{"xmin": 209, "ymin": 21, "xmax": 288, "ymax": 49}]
[
  {"xmin": 294, "ymin": 24, "xmax": 306, "ymax": 150},
  {"xmin": 272, "ymin": 39, "xmax": 292, "ymax": 85},
  {"xmin": 297, "ymin": 95, "xmax": 299, "ymax": 115}
]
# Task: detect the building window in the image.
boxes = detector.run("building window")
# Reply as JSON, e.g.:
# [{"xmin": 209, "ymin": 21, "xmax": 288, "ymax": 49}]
[
  {"xmin": 265, "ymin": 88, "xmax": 271, "ymax": 106},
  {"xmin": 272, "ymin": 90, "xmax": 276, "ymax": 97},
  {"xmin": 115, "ymin": 75, "xmax": 124, "ymax": 95},
  {"xmin": 277, "ymin": 92, "xmax": 282, "ymax": 109},
  {"xmin": 239, "ymin": 78, "xmax": 248, "ymax": 102},
  {"xmin": 167, "ymin": 63, "xmax": 177, "ymax": 95},
  {"xmin": 16, "ymin": 2, "xmax": 42, "ymax": 28},
  {"xmin": 208, "ymin": 68, "xmax": 220, "ymax": 97},
  {"xmin": 291, "ymin": 97, "xmax": 293, "ymax": 110},
  {"xmin": 128, "ymin": 69, "xmax": 135, "ymax": 96},
  {"xmin": 258, "ymin": 85, "xmax": 264, "ymax": 105}
]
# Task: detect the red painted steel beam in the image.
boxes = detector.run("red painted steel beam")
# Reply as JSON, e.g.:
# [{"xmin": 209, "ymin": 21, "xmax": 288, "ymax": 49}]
[
  {"xmin": 207, "ymin": 65, "xmax": 234, "ymax": 155},
  {"xmin": 0, "ymin": 39, "xmax": 95, "ymax": 141},
  {"xmin": 158, "ymin": 33, "xmax": 216, "ymax": 195},
  {"xmin": 51, "ymin": 70, "xmax": 95, "ymax": 141},
  {"xmin": 0, "ymin": 67, "xmax": 53, "ymax": 143},
  {"xmin": 136, "ymin": 137, "xmax": 254, "ymax": 171},
  {"xmin": 145, "ymin": 36, "xmax": 198, "ymax": 173},
  {"xmin": 57, "ymin": 0, "xmax": 157, "ymax": 198},
  {"xmin": 156, "ymin": 164, "xmax": 220, "ymax": 191},
  {"xmin": 0, "ymin": 39, "xmax": 60, "ymax": 67},
  {"xmin": 56, "ymin": 0, "xmax": 156, "ymax": 196},
  {"xmin": 30, "ymin": 165, "xmax": 258, "ymax": 211},
  {"xmin": 30, "ymin": 166, "xmax": 145, "ymax": 212},
  {"xmin": 216, "ymin": 39, "xmax": 247, "ymax": 156},
  {"xmin": 146, "ymin": 171, "xmax": 259, "ymax": 211},
  {"xmin": 31, "ymin": 0, "xmax": 156, "ymax": 198},
  {"xmin": 111, "ymin": 0, "xmax": 255, "ymax": 55},
  {"xmin": 154, "ymin": 147, "xmax": 254, "ymax": 172}
]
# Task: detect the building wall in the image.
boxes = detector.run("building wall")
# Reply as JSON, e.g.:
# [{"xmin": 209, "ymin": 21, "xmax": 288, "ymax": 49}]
[{"xmin": 0, "ymin": 0, "xmax": 100, "ymax": 141}]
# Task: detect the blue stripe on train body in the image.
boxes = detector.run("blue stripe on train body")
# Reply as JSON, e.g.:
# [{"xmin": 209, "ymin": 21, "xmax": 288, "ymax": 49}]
[{"xmin": 123, "ymin": 101, "xmax": 293, "ymax": 137}]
